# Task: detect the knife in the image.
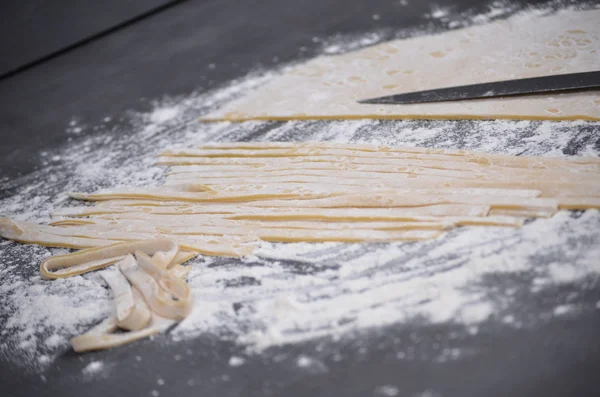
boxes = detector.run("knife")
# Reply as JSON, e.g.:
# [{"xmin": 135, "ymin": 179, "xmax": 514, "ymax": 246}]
[{"xmin": 358, "ymin": 71, "xmax": 600, "ymax": 105}]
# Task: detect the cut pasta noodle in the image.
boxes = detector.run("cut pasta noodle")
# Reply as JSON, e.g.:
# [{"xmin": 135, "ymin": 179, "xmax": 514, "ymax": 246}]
[
  {"xmin": 49, "ymin": 214, "xmax": 524, "ymax": 230},
  {"xmin": 34, "ymin": 240, "xmax": 194, "ymax": 352},
  {"xmin": 0, "ymin": 218, "xmax": 256, "ymax": 257},
  {"xmin": 194, "ymin": 142, "xmax": 600, "ymax": 162},
  {"xmin": 71, "ymin": 315, "xmax": 161, "ymax": 353},
  {"xmin": 158, "ymin": 155, "xmax": 600, "ymax": 173},
  {"xmin": 100, "ymin": 270, "xmax": 152, "ymax": 331},
  {"xmin": 55, "ymin": 204, "xmax": 492, "ymax": 221},
  {"xmin": 119, "ymin": 254, "xmax": 193, "ymax": 320}
]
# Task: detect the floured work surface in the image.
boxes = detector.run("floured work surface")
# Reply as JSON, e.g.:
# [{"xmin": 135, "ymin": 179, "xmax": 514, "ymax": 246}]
[
  {"xmin": 1, "ymin": 139, "xmax": 600, "ymax": 353},
  {"xmin": 3, "ymin": 0, "xmax": 600, "ymax": 395},
  {"xmin": 203, "ymin": 9, "xmax": 600, "ymax": 121}
]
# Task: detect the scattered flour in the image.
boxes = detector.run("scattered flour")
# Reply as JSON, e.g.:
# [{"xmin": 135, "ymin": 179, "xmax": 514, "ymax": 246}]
[
  {"xmin": 429, "ymin": 6, "xmax": 450, "ymax": 19},
  {"xmin": 414, "ymin": 390, "xmax": 442, "ymax": 397},
  {"xmin": 433, "ymin": 347, "xmax": 463, "ymax": 363},
  {"xmin": 553, "ymin": 304, "xmax": 576, "ymax": 316},
  {"xmin": 376, "ymin": 385, "xmax": 400, "ymax": 396},
  {"xmin": 44, "ymin": 334, "xmax": 64, "ymax": 348},
  {"xmin": 296, "ymin": 355, "xmax": 312, "ymax": 367},
  {"xmin": 38, "ymin": 355, "xmax": 50, "ymax": 364},
  {"xmin": 295, "ymin": 354, "xmax": 328, "ymax": 372},
  {"xmin": 82, "ymin": 360, "xmax": 104, "ymax": 375},
  {"xmin": 149, "ymin": 107, "xmax": 181, "ymax": 124},
  {"xmin": 228, "ymin": 356, "xmax": 246, "ymax": 367},
  {"xmin": 0, "ymin": 1, "xmax": 599, "ymax": 373}
]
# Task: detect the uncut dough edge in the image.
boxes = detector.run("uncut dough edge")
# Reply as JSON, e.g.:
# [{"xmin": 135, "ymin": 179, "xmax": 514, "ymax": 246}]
[
  {"xmin": 201, "ymin": 113, "xmax": 600, "ymax": 122},
  {"xmin": 200, "ymin": 9, "xmax": 600, "ymax": 122}
]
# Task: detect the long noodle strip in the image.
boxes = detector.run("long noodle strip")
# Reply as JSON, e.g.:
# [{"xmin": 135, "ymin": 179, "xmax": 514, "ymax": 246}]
[
  {"xmin": 161, "ymin": 147, "xmax": 600, "ymax": 169},
  {"xmin": 63, "ymin": 204, "xmax": 548, "ymax": 219},
  {"xmin": 31, "ymin": 219, "xmax": 446, "ymax": 243},
  {"xmin": 71, "ymin": 179, "xmax": 600, "ymax": 200},
  {"xmin": 88, "ymin": 187, "xmax": 541, "ymax": 208},
  {"xmin": 257, "ymin": 229, "xmax": 442, "ymax": 243},
  {"xmin": 162, "ymin": 180, "xmax": 600, "ymax": 200},
  {"xmin": 166, "ymin": 164, "xmax": 598, "ymax": 181},
  {"xmin": 50, "ymin": 215, "xmax": 525, "ymax": 230},
  {"xmin": 1, "ymin": 218, "xmax": 256, "ymax": 257},
  {"xmin": 52, "ymin": 218, "xmax": 452, "ymax": 232},
  {"xmin": 54, "ymin": 205, "xmax": 491, "ymax": 221},
  {"xmin": 223, "ymin": 191, "xmax": 589, "ymax": 209},
  {"xmin": 39, "ymin": 238, "xmax": 179, "ymax": 279},
  {"xmin": 158, "ymin": 155, "xmax": 600, "ymax": 173},
  {"xmin": 242, "ymin": 194, "xmax": 559, "ymax": 211},
  {"xmin": 225, "ymin": 214, "xmax": 525, "ymax": 226},
  {"xmin": 68, "ymin": 190, "xmax": 336, "ymax": 203},
  {"xmin": 195, "ymin": 142, "xmax": 600, "ymax": 165},
  {"xmin": 0, "ymin": 217, "xmax": 126, "ymax": 249},
  {"xmin": 165, "ymin": 175, "xmax": 597, "ymax": 191}
]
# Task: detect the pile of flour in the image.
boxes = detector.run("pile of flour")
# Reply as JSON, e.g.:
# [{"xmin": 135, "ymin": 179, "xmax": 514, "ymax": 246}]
[{"xmin": 1, "ymin": 1, "xmax": 599, "ymax": 371}]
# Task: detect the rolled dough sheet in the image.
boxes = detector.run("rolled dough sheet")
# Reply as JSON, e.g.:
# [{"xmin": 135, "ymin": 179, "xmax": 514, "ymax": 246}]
[{"xmin": 202, "ymin": 9, "xmax": 600, "ymax": 121}]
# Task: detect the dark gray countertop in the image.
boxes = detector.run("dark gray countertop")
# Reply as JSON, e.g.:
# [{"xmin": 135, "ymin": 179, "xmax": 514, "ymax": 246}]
[
  {"xmin": 1, "ymin": 1, "xmax": 599, "ymax": 396},
  {"xmin": 0, "ymin": 0, "xmax": 176, "ymax": 78}
]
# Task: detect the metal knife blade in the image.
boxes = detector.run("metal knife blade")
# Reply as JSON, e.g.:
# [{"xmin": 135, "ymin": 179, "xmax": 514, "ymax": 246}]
[{"xmin": 358, "ymin": 71, "xmax": 600, "ymax": 105}]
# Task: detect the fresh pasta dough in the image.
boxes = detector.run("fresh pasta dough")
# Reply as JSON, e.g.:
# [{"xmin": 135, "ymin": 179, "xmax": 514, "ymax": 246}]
[
  {"xmin": 1, "ymin": 141, "xmax": 599, "ymax": 352},
  {"xmin": 201, "ymin": 9, "xmax": 600, "ymax": 121}
]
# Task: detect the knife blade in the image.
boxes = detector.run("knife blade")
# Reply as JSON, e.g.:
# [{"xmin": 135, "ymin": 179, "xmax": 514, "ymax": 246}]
[{"xmin": 358, "ymin": 71, "xmax": 600, "ymax": 105}]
